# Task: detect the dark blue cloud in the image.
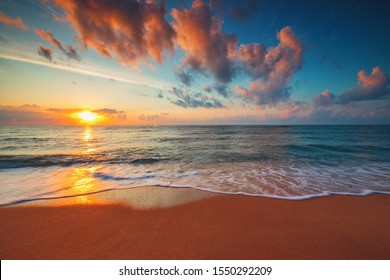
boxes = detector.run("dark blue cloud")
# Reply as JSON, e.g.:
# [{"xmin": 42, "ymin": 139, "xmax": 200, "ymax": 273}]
[
  {"xmin": 169, "ymin": 87, "xmax": 224, "ymax": 108},
  {"xmin": 37, "ymin": 45, "xmax": 53, "ymax": 61}
]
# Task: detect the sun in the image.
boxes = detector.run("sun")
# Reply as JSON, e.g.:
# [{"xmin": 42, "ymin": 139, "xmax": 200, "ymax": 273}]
[{"xmin": 77, "ymin": 111, "xmax": 98, "ymax": 123}]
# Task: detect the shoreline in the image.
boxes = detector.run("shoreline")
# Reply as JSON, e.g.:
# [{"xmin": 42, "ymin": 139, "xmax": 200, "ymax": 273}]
[{"xmin": 0, "ymin": 188, "xmax": 389, "ymax": 260}]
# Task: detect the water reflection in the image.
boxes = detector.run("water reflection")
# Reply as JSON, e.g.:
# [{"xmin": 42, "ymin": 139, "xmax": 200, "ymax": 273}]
[
  {"xmin": 83, "ymin": 127, "xmax": 95, "ymax": 154},
  {"xmin": 67, "ymin": 165, "xmax": 101, "ymax": 203},
  {"xmin": 66, "ymin": 127, "xmax": 100, "ymax": 204}
]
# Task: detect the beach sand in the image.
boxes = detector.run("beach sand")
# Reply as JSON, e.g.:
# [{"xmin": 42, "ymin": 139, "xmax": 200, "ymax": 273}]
[{"xmin": 0, "ymin": 187, "xmax": 389, "ymax": 259}]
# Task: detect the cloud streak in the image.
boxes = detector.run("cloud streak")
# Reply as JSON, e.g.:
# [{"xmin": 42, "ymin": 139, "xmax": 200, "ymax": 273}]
[
  {"xmin": 34, "ymin": 28, "xmax": 80, "ymax": 61},
  {"xmin": 0, "ymin": 11, "xmax": 28, "ymax": 31},
  {"xmin": 0, "ymin": 53, "xmax": 170, "ymax": 91},
  {"xmin": 168, "ymin": 87, "xmax": 224, "ymax": 108}
]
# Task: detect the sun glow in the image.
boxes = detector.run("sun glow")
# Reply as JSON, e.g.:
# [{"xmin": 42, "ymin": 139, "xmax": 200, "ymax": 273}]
[{"xmin": 77, "ymin": 111, "xmax": 98, "ymax": 123}]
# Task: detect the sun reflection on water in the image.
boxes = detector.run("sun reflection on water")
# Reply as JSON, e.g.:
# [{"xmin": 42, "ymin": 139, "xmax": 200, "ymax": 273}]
[
  {"xmin": 67, "ymin": 165, "xmax": 101, "ymax": 203},
  {"xmin": 82, "ymin": 127, "xmax": 95, "ymax": 154},
  {"xmin": 63, "ymin": 127, "xmax": 101, "ymax": 204},
  {"xmin": 83, "ymin": 127, "xmax": 92, "ymax": 141}
]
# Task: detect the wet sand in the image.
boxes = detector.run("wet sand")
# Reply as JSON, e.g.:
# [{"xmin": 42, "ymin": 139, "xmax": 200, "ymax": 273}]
[{"xmin": 0, "ymin": 188, "xmax": 389, "ymax": 259}]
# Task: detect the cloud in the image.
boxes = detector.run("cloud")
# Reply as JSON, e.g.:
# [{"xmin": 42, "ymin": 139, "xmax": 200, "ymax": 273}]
[
  {"xmin": 0, "ymin": 104, "xmax": 62, "ymax": 125},
  {"xmin": 339, "ymin": 66, "xmax": 390, "ymax": 104},
  {"xmin": 228, "ymin": 0, "xmax": 260, "ymax": 21},
  {"xmin": 234, "ymin": 26, "xmax": 303, "ymax": 106},
  {"xmin": 0, "ymin": 11, "xmax": 28, "ymax": 31},
  {"xmin": 93, "ymin": 108, "xmax": 123, "ymax": 114},
  {"xmin": 0, "ymin": 53, "xmax": 169, "ymax": 90},
  {"xmin": 34, "ymin": 28, "xmax": 64, "ymax": 50},
  {"xmin": 203, "ymin": 85, "xmax": 212, "ymax": 93},
  {"xmin": 47, "ymin": 0, "xmax": 175, "ymax": 67},
  {"xmin": 37, "ymin": 45, "xmax": 53, "ymax": 61},
  {"xmin": 234, "ymin": 43, "xmax": 268, "ymax": 78},
  {"xmin": 157, "ymin": 91, "xmax": 164, "ymax": 99},
  {"xmin": 138, "ymin": 113, "xmax": 168, "ymax": 122},
  {"xmin": 313, "ymin": 90, "xmax": 336, "ymax": 107},
  {"xmin": 97, "ymin": 108, "xmax": 127, "ymax": 120},
  {"xmin": 47, "ymin": 107, "xmax": 126, "ymax": 117},
  {"xmin": 313, "ymin": 67, "xmax": 390, "ymax": 106},
  {"xmin": 0, "ymin": 105, "xmax": 128, "ymax": 125},
  {"xmin": 320, "ymin": 51, "xmax": 342, "ymax": 69},
  {"xmin": 310, "ymin": 101, "xmax": 390, "ymax": 124},
  {"xmin": 34, "ymin": 28, "xmax": 80, "ymax": 61},
  {"xmin": 91, "ymin": 108, "xmax": 127, "ymax": 120},
  {"xmin": 64, "ymin": 45, "xmax": 80, "ymax": 61},
  {"xmin": 175, "ymin": 69, "xmax": 194, "ymax": 86},
  {"xmin": 203, "ymin": 83, "xmax": 232, "ymax": 97},
  {"xmin": 47, "ymin": 107, "xmax": 128, "ymax": 120},
  {"xmin": 168, "ymin": 87, "xmax": 224, "ymax": 108},
  {"xmin": 44, "ymin": 0, "xmax": 303, "ymax": 105},
  {"xmin": 172, "ymin": 0, "xmax": 237, "ymax": 83}
]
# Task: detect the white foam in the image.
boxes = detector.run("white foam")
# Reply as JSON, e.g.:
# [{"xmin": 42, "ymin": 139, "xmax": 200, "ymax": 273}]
[{"xmin": 1, "ymin": 161, "xmax": 390, "ymax": 206}]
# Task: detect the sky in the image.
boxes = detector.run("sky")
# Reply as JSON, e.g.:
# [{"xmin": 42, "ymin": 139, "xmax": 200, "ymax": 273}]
[{"xmin": 0, "ymin": 0, "xmax": 390, "ymax": 125}]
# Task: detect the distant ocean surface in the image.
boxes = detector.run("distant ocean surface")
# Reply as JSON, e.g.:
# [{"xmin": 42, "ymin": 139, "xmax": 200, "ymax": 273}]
[{"xmin": 1, "ymin": 125, "xmax": 390, "ymax": 205}]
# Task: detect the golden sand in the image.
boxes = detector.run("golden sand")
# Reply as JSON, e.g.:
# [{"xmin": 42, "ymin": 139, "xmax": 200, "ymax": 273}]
[{"xmin": 0, "ymin": 188, "xmax": 389, "ymax": 259}]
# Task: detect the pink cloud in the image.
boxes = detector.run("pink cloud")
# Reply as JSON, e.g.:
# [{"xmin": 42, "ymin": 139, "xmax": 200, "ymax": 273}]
[
  {"xmin": 342, "ymin": 66, "xmax": 390, "ymax": 102},
  {"xmin": 234, "ymin": 26, "xmax": 303, "ymax": 105},
  {"xmin": 46, "ymin": 0, "xmax": 304, "ymax": 105},
  {"xmin": 172, "ymin": 0, "xmax": 237, "ymax": 83},
  {"xmin": 0, "ymin": 11, "xmax": 28, "ymax": 31},
  {"xmin": 48, "ymin": 0, "xmax": 175, "ymax": 67},
  {"xmin": 312, "ymin": 66, "xmax": 390, "ymax": 106},
  {"xmin": 339, "ymin": 66, "xmax": 390, "ymax": 104},
  {"xmin": 313, "ymin": 89, "xmax": 336, "ymax": 107}
]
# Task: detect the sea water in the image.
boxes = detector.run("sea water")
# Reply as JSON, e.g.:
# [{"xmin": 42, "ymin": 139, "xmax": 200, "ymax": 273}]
[{"xmin": 1, "ymin": 125, "xmax": 390, "ymax": 205}]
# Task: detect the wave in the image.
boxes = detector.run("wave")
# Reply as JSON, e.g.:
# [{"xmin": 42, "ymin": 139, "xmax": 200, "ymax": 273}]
[
  {"xmin": 0, "ymin": 155, "xmax": 170, "ymax": 169},
  {"xmin": 1, "ymin": 183, "xmax": 390, "ymax": 208},
  {"xmin": 0, "ymin": 155, "xmax": 99, "ymax": 169},
  {"xmin": 130, "ymin": 158, "xmax": 163, "ymax": 164},
  {"xmin": 93, "ymin": 172, "xmax": 156, "ymax": 181}
]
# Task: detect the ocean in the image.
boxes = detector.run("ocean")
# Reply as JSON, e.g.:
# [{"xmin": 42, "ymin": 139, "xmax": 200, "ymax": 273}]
[{"xmin": 1, "ymin": 125, "xmax": 390, "ymax": 205}]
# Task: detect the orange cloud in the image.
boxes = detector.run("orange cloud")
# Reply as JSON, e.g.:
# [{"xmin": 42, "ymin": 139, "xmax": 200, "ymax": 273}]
[
  {"xmin": 48, "ymin": 0, "xmax": 175, "ymax": 67},
  {"xmin": 34, "ymin": 28, "xmax": 80, "ymax": 60},
  {"xmin": 45, "ymin": 0, "xmax": 305, "ymax": 108},
  {"xmin": 172, "ymin": 0, "xmax": 237, "ymax": 84},
  {"xmin": 313, "ymin": 66, "xmax": 390, "ymax": 106},
  {"xmin": 235, "ymin": 26, "xmax": 303, "ymax": 105},
  {"xmin": 357, "ymin": 66, "xmax": 388, "ymax": 90},
  {"xmin": 0, "ymin": 11, "xmax": 28, "ymax": 31},
  {"xmin": 35, "ymin": 28, "xmax": 63, "ymax": 50},
  {"xmin": 339, "ymin": 66, "xmax": 390, "ymax": 104},
  {"xmin": 313, "ymin": 89, "xmax": 336, "ymax": 107},
  {"xmin": 0, "ymin": 105, "xmax": 128, "ymax": 126}
]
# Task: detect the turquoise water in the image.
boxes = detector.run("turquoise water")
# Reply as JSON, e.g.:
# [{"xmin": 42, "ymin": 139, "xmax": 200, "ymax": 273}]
[{"xmin": 1, "ymin": 125, "xmax": 390, "ymax": 205}]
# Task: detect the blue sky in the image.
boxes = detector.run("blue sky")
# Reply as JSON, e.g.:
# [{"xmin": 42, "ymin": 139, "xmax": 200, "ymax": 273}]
[{"xmin": 0, "ymin": 0, "xmax": 389, "ymax": 125}]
